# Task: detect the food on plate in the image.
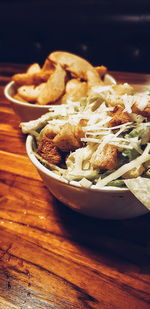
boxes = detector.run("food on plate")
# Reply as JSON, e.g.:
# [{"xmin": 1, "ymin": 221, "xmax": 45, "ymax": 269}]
[
  {"xmin": 12, "ymin": 51, "xmax": 107, "ymax": 105},
  {"xmin": 20, "ymin": 74, "xmax": 150, "ymax": 209}
]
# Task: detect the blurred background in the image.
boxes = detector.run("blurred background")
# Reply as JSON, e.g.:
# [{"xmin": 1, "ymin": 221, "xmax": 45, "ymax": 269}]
[{"xmin": 1, "ymin": 0, "xmax": 150, "ymax": 73}]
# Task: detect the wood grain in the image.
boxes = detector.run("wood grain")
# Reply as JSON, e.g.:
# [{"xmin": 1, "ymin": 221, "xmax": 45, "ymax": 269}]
[{"xmin": 0, "ymin": 64, "xmax": 150, "ymax": 309}]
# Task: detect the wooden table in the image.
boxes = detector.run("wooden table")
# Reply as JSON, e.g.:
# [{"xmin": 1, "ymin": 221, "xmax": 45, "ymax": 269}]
[{"xmin": 0, "ymin": 64, "xmax": 150, "ymax": 309}]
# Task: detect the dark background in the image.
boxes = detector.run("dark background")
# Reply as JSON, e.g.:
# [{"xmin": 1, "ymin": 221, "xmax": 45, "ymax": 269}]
[{"xmin": 1, "ymin": 0, "xmax": 150, "ymax": 73}]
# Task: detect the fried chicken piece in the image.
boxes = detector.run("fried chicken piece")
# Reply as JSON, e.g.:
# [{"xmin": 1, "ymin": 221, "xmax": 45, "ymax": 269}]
[
  {"xmin": 109, "ymin": 105, "xmax": 131, "ymax": 127},
  {"xmin": 37, "ymin": 136, "xmax": 62, "ymax": 165},
  {"xmin": 91, "ymin": 144, "xmax": 118, "ymax": 170},
  {"xmin": 53, "ymin": 123, "xmax": 82, "ymax": 152},
  {"xmin": 132, "ymin": 103, "xmax": 150, "ymax": 117}
]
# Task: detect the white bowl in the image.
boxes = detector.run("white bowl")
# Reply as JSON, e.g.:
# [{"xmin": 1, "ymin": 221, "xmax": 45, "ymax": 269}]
[
  {"xmin": 26, "ymin": 135, "xmax": 149, "ymax": 220},
  {"xmin": 4, "ymin": 81, "xmax": 50, "ymax": 121}
]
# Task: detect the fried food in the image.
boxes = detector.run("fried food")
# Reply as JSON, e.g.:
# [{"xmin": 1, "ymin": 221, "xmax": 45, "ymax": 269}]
[
  {"xmin": 95, "ymin": 65, "xmax": 107, "ymax": 77},
  {"xmin": 17, "ymin": 83, "xmax": 46, "ymax": 102},
  {"xmin": 42, "ymin": 58, "xmax": 54, "ymax": 71},
  {"xmin": 132, "ymin": 103, "xmax": 150, "ymax": 117},
  {"xmin": 53, "ymin": 123, "xmax": 82, "ymax": 152},
  {"xmin": 37, "ymin": 136, "xmax": 62, "ymax": 165},
  {"xmin": 86, "ymin": 70, "xmax": 102, "ymax": 88},
  {"xmin": 12, "ymin": 51, "xmax": 106, "ymax": 105},
  {"xmin": 74, "ymin": 119, "xmax": 87, "ymax": 140},
  {"xmin": 12, "ymin": 68, "xmax": 53, "ymax": 86},
  {"xmin": 37, "ymin": 64, "xmax": 66, "ymax": 105},
  {"xmin": 40, "ymin": 123, "xmax": 61, "ymax": 139},
  {"xmin": 90, "ymin": 144, "xmax": 118, "ymax": 170},
  {"xmin": 49, "ymin": 51, "xmax": 99, "ymax": 80},
  {"xmin": 109, "ymin": 105, "xmax": 131, "ymax": 127},
  {"xmin": 27, "ymin": 63, "xmax": 41, "ymax": 74},
  {"xmin": 64, "ymin": 79, "xmax": 88, "ymax": 101}
]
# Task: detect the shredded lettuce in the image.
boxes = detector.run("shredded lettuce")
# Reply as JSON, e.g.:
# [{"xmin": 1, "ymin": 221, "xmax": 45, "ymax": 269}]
[
  {"xmin": 122, "ymin": 148, "xmax": 139, "ymax": 162},
  {"xmin": 21, "ymin": 79, "xmax": 150, "ymax": 210},
  {"xmin": 107, "ymin": 179, "xmax": 125, "ymax": 187}
]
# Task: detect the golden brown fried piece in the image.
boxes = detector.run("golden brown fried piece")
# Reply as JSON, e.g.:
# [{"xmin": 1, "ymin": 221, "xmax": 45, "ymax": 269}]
[
  {"xmin": 27, "ymin": 63, "xmax": 41, "ymax": 74},
  {"xmin": 42, "ymin": 58, "xmax": 55, "ymax": 71},
  {"xmin": 109, "ymin": 105, "xmax": 131, "ymax": 127},
  {"xmin": 95, "ymin": 65, "xmax": 107, "ymax": 77},
  {"xmin": 41, "ymin": 123, "xmax": 61, "ymax": 139},
  {"xmin": 12, "ymin": 51, "xmax": 107, "ymax": 105},
  {"xmin": 12, "ymin": 70, "xmax": 53, "ymax": 86},
  {"xmin": 91, "ymin": 144, "xmax": 118, "ymax": 170},
  {"xmin": 17, "ymin": 83, "xmax": 46, "ymax": 102},
  {"xmin": 132, "ymin": 103, "xmax": 150, "ymax": 117},
  {"xmin": 12, "ymin": 63, "xmax": 54, "ymax": 86},
  {"xmin": 86, "ymin": 70, "xmax": 103, "ymax": 88},
  {"xmin": 12, "ymin": 63, "xmax": 40, "ymax": 85},
  {"xmin": 74, "ymin": 119, "xmax": 87, "ymax": 140},
  {"xmin": 48, "ymin": 51, "xmax": 100, "ymax": 83},
  {"xmin": 37, "ymin": 136, "xmax": 62, "ymax": 165},
  {"xmin": 63, "ymin": 79, "xmax": 88, "ymax": 101},
  {"xmin": 37, "ymin": 64, "xmax": 66, "ymax": 105},
  {"xmin": 53, "ymin": 123, "xmax": 82, "ymax": 152}
]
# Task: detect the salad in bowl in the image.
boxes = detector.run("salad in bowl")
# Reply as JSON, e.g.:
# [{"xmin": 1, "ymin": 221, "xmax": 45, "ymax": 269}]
[{"xmin": 21, "ymin": 78, "xmax": 150, "ymax": 213}]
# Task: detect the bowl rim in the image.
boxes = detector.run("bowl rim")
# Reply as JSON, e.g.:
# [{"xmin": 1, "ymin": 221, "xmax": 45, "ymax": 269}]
[
  {"xmin": 4, "ymin": 81, "xmax": 50, "ymax": 109},
  {"xmin": 26, "ymin": 134, "xmax": 128, "ymax": 193}
]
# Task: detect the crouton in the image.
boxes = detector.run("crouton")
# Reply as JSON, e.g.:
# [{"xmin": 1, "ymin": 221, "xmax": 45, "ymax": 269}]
[
  {"xmin": 109, "ymin": 105, "xmax": 131, "ymax": 127},
  {"xmin": 132, "ymin": 103, "xmax": 150, "ymax": 117},
  {"xmin": 90, "ymin": 144, "xmax": 118, "ymax": 170},
  {"xmin": 74, "ymin": 119, "xmax": 87, "ymax": 140},
  {"xmin": 40, "ymin": 123, "xmax": 61, "ymax": 139},
  {"xmin": 37, "ymin": 136, "xmax": 62, "ymax": 165},
  {"xmin": 53, "ymin": 123, "xmax": 82, "ymax": 152}
]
